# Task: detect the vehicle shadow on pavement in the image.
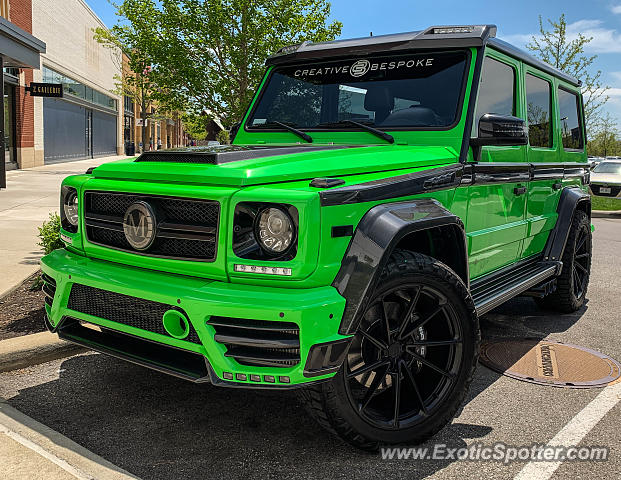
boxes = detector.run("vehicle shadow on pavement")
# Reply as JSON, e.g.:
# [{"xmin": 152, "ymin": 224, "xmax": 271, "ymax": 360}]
[{"xmin": 5, "ymin": 297, "xmax": 585, "ymax": 479}]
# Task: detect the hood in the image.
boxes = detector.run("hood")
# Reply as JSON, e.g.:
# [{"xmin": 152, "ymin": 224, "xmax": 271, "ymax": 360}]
[
  {"xmin": 590, "ymin": 172, "xmax": 621, "ymax": 185},
  {"xmin": 90, "ymin": 144, "xmax": 458, "ymax": 187}
]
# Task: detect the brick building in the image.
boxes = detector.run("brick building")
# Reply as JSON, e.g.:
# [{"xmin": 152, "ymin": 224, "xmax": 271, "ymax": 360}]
[
  {"xmin": 121, "ymin": 53, "xmax": 188, "ymax": 153},
  {"xmin": 2, "ymin": 0, "xmax": 127, "ymax": 186},
  {"xmin": 1, "ymin": 0, "xmax": 44, "ymax": 187}
]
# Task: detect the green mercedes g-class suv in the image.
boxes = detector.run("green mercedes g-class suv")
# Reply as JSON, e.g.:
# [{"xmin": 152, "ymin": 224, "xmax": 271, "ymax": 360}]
[{"xmin": 42, "ymin": 25, "xmax": 592, "ymax": 449}]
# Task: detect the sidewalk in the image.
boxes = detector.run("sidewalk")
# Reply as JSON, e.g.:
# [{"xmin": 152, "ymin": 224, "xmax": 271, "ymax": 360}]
[{"xmin": 0, "ymin": 155, "xmax": 132, "ymax": 299}]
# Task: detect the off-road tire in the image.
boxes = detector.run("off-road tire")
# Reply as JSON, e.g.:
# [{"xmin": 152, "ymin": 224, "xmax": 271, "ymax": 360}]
[
  {"xmin": 298, "ymin": 250, "xmax": 480, "ymax": 450},
  {"xmin": 536, "ymin": 210, "xmax": 591, "ymax": 313}
]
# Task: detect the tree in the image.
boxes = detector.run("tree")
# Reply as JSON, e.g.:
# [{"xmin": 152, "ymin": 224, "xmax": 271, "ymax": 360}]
[
  {"xmin": 94, "ymin": 21, "xmax": 164, "ymax": 153},
  {"xmin": 181, "ymin": 112, "xmax": 209, "ymax": 141},
  {"xmin": 102, "ymin": 0, "xmax": 342, "ymax": 126},
  {"xmin": 587, "ymin": 113, "xmax": 619, "ymax": 157},
  {"xmin": 527, "ymin": 14, "xmax": 609, "ymax": 131}
]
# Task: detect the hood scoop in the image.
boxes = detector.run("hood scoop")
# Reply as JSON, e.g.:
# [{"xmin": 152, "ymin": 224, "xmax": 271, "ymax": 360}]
[{"xmin": 134, "ymin": 145, "xmax": 350, "ymax": 165}]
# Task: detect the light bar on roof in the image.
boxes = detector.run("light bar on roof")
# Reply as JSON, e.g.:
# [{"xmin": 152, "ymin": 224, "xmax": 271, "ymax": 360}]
[{"xmin": 432, "ymin": 26, "xmax": 475, "ymax": 34}]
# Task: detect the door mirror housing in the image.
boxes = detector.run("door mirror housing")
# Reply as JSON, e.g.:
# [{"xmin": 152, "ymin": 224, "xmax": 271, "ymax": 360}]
[{"xmin": 471, "ymin": 113, "xmax": 528, "ymax": 147}]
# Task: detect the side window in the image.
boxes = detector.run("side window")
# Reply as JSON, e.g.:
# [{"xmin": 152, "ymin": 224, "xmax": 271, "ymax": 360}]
[
  {"xmin": 558, "ymin": 88, "xmax": 584, "ymax": 150},
  {"xmin": 525, "ymin": 74, "xmax": 552, "ymax": 148},
  {"xmin": 474, "ymin": 57, "xmax": 515, "ymax": 131}
]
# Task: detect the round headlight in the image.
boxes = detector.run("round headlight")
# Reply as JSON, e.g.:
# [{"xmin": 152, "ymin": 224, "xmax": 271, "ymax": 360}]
[
  {"xmin": 256, "ymin": 207, "xmax": 294, "ymax": 254},
  {"xmin": 63, "ymin": 189, "xmax": 79, "ymax": 226}
]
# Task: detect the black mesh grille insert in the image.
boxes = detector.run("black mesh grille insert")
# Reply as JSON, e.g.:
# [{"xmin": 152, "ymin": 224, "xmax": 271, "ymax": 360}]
[
  {"xmin": 207, "ymin": 317, "xmax": 300, "ymax": 368},
  {"xmin": 68, "ymin": 284, "xmax": 201, "ymax": 345},
  {"xmin": 135, "ymin": 152, "xmax": 218, "ymax": 164},
  {"xmin": 84, "ymin": 191, "xmax": 219, "ymax": 261}
]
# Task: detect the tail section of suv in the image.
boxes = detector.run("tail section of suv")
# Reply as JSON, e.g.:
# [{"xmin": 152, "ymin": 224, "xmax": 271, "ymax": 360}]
[{"xmin": 42, "ymin": 24, "xmax": 591, "ymax": 449}]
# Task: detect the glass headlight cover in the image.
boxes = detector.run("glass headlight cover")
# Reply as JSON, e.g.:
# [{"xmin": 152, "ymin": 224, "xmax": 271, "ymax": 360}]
[
  {"xmin": 256, "ymin": 207, "xmax": 294, "ymax": 253},
  {"xmin": 61, "ymin": 186, "xmax": 79, "ymax": 232},
  {"xmin": 233, "ymin": 202, "xmax": 298, "ymax": 260}
]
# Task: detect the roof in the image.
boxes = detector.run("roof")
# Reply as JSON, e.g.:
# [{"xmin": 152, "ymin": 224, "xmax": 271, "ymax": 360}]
[
  {"xmin": 267, "ymin": 24, "xmax": 580, "ymax": 87},
  {"xmin": 0, "ymin": 16, "xmax": 46, "ymax": 68}
]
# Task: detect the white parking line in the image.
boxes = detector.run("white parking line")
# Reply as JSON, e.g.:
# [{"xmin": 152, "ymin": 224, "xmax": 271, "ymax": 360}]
[
  {"xmin": 0, "ymin": 424, "xmax": 92, "ymax": 480},
  {"xmin": 514, "ymin": 381, "xmax": 621, "ymax": 480}
]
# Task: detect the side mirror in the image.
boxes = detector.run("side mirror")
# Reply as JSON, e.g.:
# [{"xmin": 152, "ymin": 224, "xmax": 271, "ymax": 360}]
[{"xmin": 471, "ymin": 113, "xmax": 528, "ymax": 147}]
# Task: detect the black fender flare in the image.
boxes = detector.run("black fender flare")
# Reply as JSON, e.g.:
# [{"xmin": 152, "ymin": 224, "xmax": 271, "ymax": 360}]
[
  {"xmin": 332, "ymin": 198, "xmax": 468, "ymax": 335},
  {"xmin": 543, "ymin": 187, "xmax": 591, "ymax": 264}
]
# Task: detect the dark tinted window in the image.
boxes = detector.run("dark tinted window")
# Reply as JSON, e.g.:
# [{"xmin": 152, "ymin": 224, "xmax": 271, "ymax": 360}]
[
  {"xmin": 247, "ymin": 51, "xmax": 468, "ymax": 130},
  {"xmin": 474, "ymin": 57, "xmax": 515, "ymax": 130},
  {"xmin": 558, "ymin": 88, "xmax": 584, "ymax": 150},
  {"xmin": 526, "ymin": 74, "xmax": 552, "ymax": 148}
]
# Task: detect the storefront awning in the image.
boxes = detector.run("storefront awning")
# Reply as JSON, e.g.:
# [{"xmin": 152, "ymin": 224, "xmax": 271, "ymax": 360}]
[{"xmin": 0, "ymin": 16, "xmax": 46, "ymax": 68}]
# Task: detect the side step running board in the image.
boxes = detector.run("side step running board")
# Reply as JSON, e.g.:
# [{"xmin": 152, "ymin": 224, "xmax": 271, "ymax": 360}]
[{"xmin": 471, "ymin": 259, "xmax": 560, "ymax": 316}]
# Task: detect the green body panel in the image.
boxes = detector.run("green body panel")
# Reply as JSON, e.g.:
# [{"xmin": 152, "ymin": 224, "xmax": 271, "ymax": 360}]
[
  {"xmin": 43, "ymin": 44, "xmax": 589, "ymax": 387},
  {"xmin": 41, "ymin": 248, "xmax": 347, "ymax": 386}
]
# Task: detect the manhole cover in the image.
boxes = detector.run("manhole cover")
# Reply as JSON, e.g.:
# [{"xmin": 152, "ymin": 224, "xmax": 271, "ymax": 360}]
[{"xmin": 480, "ymin": 339, "xmax": 621, "ymax": 388}]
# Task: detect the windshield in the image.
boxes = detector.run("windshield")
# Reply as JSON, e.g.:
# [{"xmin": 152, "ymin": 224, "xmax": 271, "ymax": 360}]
[
  {"xmin": 247, "ymin": 51, "xmax": 468, "ymax": 131},
  {"xmin": 593, "ymin": 162, "xmax": 621, "ymax": 175}
]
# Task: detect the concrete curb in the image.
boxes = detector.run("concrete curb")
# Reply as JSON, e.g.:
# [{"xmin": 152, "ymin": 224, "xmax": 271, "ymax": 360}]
[
  {"xmin": 0, "ymin": 332, "xmax": 85, "ymax": 373},
  {"xmin": 0, "ymin": 398, "xmax": 140, "ymax": 479},
  {"xmin": 0, "ymin": 269, "xmax": 39, "ymax": 303},
  {"xmin": 592, "ymin": 209, "xmax": 621, "ymax": 218}
]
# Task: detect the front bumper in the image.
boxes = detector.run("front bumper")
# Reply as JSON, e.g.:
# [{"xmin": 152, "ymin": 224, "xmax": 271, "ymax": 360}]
[{"xmin": 41, "ymin": 249, "xmax": 350, "ymax": 388}]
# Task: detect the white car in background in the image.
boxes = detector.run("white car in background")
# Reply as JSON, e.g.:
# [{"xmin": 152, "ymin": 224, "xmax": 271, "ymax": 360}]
[{"xmin": 589, "ymin": 160, "xmax": 621, "ymax": 197}]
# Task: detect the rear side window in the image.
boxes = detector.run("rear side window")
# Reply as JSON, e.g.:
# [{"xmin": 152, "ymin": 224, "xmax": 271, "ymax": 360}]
[
  {"xmin": 474, "ymin": 57, "xmax": 515, "ymax": 130},
  {"xmin": 558, "ymin": 88, "xmax": 584, "ymax": 150},
  {"xmin": 526, "ymin": 74, "xmax": 552, "ymax": 148}
]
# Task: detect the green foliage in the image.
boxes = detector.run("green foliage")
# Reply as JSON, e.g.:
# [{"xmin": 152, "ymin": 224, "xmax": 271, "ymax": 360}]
[
  {"xmin": 526, "ymin": 14, "xmax": 609, "ymax": 131},
  {"xmin": 216, "ymin": 129, "xmax": 230, "ymax": 145},
  {"xmin": 182, "ymin": 113, "xmax": 209, "ymax": 140},
  {"xmin": 587, "ymin": 113, "xmax": 621, "ymax": 157},
  {"xmin": 37, "ymin": 213, "xmax": 64, "ymax": 255},
  {"xmin": 102, "ymin": 0, "xmax": 342, "ymax": 125}
]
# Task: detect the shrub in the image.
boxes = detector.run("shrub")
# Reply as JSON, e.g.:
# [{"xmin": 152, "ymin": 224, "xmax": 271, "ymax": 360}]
[
  {"xmin": 216, "ymin": 129, "xmax": 230, "ymax": 145},
  {"xmin": 37, "ymin": 212, "xmax": 64, "ymax": 255}
]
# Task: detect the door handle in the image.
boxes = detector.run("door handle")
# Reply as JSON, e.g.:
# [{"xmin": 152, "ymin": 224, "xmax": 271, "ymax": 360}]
[{"xmin": 514, "ymin": 186, "xmax": 527, "ymax": 195}]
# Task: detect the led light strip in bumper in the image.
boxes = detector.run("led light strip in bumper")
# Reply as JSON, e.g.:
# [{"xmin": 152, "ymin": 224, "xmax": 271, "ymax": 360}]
[{"xmin": 234, "ymin": 264, "xmax": 292, "ymax": 276}]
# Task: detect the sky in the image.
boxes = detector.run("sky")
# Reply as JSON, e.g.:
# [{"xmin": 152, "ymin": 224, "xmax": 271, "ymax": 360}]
[{"xmin": 86, "ymin": 0, "xmax": 621, "ymax": 120}]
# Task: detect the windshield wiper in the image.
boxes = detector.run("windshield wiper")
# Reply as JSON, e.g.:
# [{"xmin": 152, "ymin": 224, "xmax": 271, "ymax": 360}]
[
  {"xmin": 253, "ymin": 121, "xmax": 312, "ymax": 143},
  {"xmin": 318, "ymin": 119, "xmax": 394, "ymax": 144}
]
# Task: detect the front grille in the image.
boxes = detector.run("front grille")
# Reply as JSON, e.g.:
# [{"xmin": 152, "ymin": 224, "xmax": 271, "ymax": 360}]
[
  {"xmin": 42, "ymin": 273, "xmax": 56, "ymax": 307},
  {"xmin": 593, "ymin": 185, "xmax": 621, "ymax": 197},
  {"xmin": 67, "ymin": 284, "xmax": 201, "ymax": 345},
  {"xmin": 84, "ymin": 191, "xmax": 219, "ymax": 261},
  {"xmin": 208, "ymin": 317, "xmax": 300, "ymax": 368}
]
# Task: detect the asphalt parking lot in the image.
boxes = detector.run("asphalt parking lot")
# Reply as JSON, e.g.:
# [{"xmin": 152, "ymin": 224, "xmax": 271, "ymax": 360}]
[{"xmin": 1, "ymin": 217, "xmax": 620, "ymax": 480}]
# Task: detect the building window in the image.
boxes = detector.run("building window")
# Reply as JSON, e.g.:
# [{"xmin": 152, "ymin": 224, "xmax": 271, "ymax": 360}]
[
  {"xmin": 124, "ymin": 95, "xmax": 134, "ymax": 115},
  {"xmin": 474, "ymin": 57, "xmax": 515, "ymax": 132},
  {"xmin": 558, "ymin": 88, "xmax": 584, "ymax": 150},
  {"xmin": 41, "ymin": 66, "xmax": 117, "ymax": 111},
  {"xmin": 526, "ymin": 73, "xmax": 552, "ymax": 148}
]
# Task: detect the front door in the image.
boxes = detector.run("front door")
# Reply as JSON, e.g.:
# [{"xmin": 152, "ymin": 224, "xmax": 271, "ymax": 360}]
[{"xmin": 466, "ymin": 52, "xmax": 529, "ymax": 279}]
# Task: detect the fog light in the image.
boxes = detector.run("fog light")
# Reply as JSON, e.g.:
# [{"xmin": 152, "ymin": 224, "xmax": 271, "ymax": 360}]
[
  {"xmin": 236, "ymin": 373, "xmax": 247, "ymax": 381},
  {"xmin": 223, "ymin": 372, "xmax": 233, "ymax": 380},
  {"xmin": 264, "ymin": 375, "xmax": 275, "ymax": 383},
  {"xmin": 278, "ymin": 376, "xmax": 290, "ymax": 384},
  {"xmin": 250, "ymin": 374, "xmax": 261, "ymax": 382}
]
